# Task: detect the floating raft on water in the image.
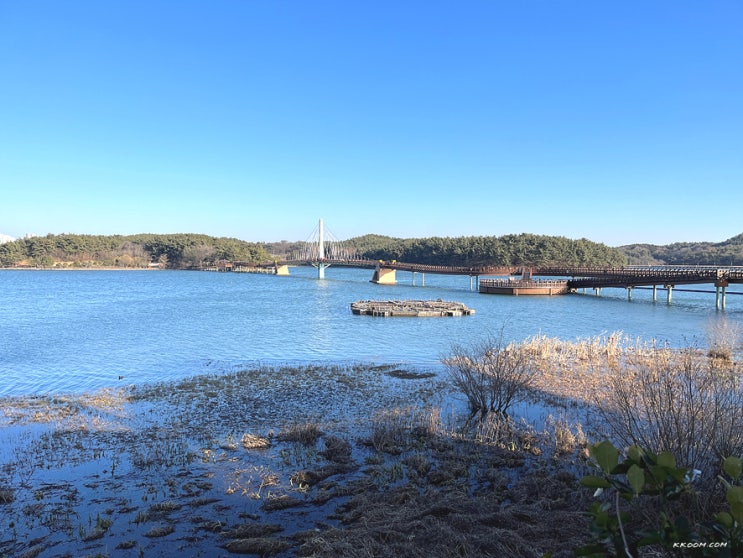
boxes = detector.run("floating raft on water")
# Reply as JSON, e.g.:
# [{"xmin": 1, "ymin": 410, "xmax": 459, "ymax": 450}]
[{"xmin": 350, "ymin": 299, "xmax": 475, "ymax": 317}]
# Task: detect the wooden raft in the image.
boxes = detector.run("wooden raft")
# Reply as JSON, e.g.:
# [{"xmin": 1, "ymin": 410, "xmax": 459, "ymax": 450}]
[{"xmin": 350, "ymin": 299, "xmax": 475, "ymax": 317}]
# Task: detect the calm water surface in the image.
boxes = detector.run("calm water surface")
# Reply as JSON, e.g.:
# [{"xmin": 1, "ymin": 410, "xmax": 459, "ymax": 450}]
[{"xmin": 1, "ymin": 268, "xmax": 741, "ymax": 396}]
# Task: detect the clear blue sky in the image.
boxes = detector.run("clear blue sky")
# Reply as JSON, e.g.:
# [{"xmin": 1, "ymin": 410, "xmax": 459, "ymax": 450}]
[{"xmin": 1, "ymin": 1, "xmax": 741, "ymax": 246}]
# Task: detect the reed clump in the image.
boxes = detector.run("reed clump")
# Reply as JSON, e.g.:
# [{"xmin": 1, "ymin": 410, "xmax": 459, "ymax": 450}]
[{"xmin": 601, "ymin": 344, "xmax": 743, "ymax": 480}]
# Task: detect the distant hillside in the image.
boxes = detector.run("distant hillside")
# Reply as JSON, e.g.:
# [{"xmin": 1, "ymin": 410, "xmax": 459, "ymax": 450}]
[
  {"xmin": 618, "ymin": 233, "xmax": 743, "ymax": 265},
  {"xmin": 345, "ymin": 233, "xmax": 626, "ymax": 268},
  {"xmin": 0, "ymin": 233, "xmax": 271, "ymax": 269}
]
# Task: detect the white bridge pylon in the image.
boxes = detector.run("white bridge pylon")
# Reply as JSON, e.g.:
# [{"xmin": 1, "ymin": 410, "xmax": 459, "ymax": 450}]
[{"xmin": 296, "ymin": 218, "xmax": 356, "ymax": 279}]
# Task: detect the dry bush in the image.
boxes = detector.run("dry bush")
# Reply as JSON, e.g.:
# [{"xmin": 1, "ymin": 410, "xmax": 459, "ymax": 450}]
[
  {"xmin": 602, "ymin": 344, "xmax": 743, "ymax": 479},
  {"xmin": 442, "ymin": 333, "xmax": 536, "ymax": 420}
]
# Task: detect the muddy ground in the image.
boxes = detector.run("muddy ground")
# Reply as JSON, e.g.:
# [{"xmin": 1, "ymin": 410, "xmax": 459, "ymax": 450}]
[{"xmin": 0, "ymin": 363, "xmax": 595, "ymax": 558}]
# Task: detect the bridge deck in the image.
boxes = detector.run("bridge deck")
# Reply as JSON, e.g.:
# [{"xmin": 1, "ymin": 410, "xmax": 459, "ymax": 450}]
[{"xmin": 228, "ymin": 259, "xmax": 743, "ymax": 290}]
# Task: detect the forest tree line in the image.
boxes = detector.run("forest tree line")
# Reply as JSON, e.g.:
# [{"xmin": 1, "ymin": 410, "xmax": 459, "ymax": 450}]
[
  {"xmin": 342, "ymin": 233, "xmax": 628, "ymax": 267},
  {"xmin": 0, "ymin": 233, "xmax": 271, "ymax": 269},
  {"xmin": 263, "ymin": 233, "xmax": 628, "ymax": 268},
  {"xmin": 618, "ymin": 233, "xmax": 743, "ymax": 266},
  {"xmin": 5, "ymin": 231, "xmax": 742, "ymax": 270}
]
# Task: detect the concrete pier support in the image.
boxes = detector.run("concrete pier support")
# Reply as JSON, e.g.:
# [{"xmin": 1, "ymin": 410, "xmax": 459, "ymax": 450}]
[
  {"xmin": 275, "ymin": 264, "xmax": 290, "ymax": 275},
  {"xmin": 652, "ymin": 285, "xmax": 657, "ymax": 302},
  {"xmin": 594, "ymin": 287, "xmax": 602, "ymax": 296},
  {"xmin": 371, "ymin": 265, "xmax": 397, "ymax": 285},
  {"xmin": 469, "ymin": 276, "xmax": 479, "ymax": 291},
  {"xmin": 627, "ymin": 287, "xmax": 633, "ymax": 301},
  {"xmin": 666, "ymin": 285, "xmax": 673, "ymax": 304},
  {"xmin": 315, "ymin": 262, "xmax": 328, "ymax": 279},
  {"xmin": 716, "ymin": 281, "xmax": 729, "ymax": 310}
]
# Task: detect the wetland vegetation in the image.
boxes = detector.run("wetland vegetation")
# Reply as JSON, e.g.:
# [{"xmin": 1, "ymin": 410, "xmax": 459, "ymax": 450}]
[{"xmin": 2, "ymin": 327, "xmax": 742, "ymax": 557}]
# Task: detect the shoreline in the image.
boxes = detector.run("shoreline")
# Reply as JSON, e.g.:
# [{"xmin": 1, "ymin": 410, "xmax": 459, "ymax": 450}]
[
  {"xmin": 0, "ymin": 266, "xmax": 165, "ymax": 271},
  {"xmin": 0, "ymin": 362, "xmax": 595, "ymax": 558}
]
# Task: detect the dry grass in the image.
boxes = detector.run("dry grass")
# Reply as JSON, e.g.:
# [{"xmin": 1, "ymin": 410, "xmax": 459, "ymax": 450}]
[
  {"xmin": 296, "ymin": 466, "xmax": 590, "ymax": 558},
  {"xmin": 0, "ymin": 487, "xmax": 14, "ymax": 504},
  {"xmin": 10, "ymin": 346, "xmax": 738, "ymax": 558},
  {"xmin": 276, "ymin": 421, "xmax": 323, "ymax": 445},
  {"xmin": 241, "ymin": 433, "xmax": 271, "ymax": 450}
]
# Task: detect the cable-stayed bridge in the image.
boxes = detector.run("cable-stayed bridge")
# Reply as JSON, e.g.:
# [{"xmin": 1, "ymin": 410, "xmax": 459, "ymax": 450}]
[{"xmin": 218, "ymin": 219, "xmax": 743, "ymax": 308}]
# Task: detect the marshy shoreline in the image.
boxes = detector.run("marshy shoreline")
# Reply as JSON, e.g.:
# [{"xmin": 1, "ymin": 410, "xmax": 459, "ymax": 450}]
[
  {"xmin": 0, "ymin": 358, "xmax": 599, "ymax": 558},
  {"xmin": 1, "ymin": 333, "xmax": 740, "ymax": 557}
]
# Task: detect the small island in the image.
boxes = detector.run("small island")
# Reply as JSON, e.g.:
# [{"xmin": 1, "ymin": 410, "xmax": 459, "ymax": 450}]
[{"xmin": 350, "ymin": 299, "xmax": 475, "ymax": 317}]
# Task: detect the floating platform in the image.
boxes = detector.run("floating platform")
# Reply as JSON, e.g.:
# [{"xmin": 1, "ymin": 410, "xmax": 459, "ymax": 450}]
[
  {"xmin": 350, "ymin": 299, "xmax": 475, "ymax": 317},
  {"xmin": 479, "ymin": 279, "xmax": 569, "ymax": 296}
]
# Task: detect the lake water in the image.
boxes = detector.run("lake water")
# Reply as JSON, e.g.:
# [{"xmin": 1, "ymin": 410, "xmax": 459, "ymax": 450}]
[{"xmin": 1, "ymin": 267, "xmax": 741, "ymax": 397}]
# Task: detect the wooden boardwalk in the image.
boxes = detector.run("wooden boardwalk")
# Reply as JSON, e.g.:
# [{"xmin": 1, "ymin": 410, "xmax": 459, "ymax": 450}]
[{"xmin": 210, "ymin": 259, "xmax": 743, "ymax": 307}]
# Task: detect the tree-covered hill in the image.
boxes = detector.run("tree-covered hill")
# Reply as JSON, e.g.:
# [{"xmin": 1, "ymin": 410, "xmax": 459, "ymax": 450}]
[
  {"xmin": 344, "ymin": 233, "xmax": 627, "ymax": 268},
  {"xmin": 13, "ymin": 230, "xmax": 740, "ymax": 270},
  {"xmin": 0, "ymin": 233, "xmax": 271, "ymax": 269},
  {"xmin": 618, "ymin": 233, "xmax": 743, "ymax": 265}
]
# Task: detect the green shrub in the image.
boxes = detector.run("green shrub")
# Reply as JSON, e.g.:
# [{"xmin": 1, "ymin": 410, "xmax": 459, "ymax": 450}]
[{"xmin": 577, "ymin": 441, "xmax": 743, "ymax": 557}]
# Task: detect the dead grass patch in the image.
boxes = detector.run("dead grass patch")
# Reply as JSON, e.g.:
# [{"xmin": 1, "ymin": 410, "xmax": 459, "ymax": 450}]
[
  {"xmin": 221, "ymin": 522, "xmax": 283, "ymax": 538},
  {"xmin": 300, "ymin": 467, "xmax": 590, "ymax": 558},
  {"xmin": 276, "ymin": 421, "xmax": 322, "ymax": 445},
  {"xmin": 223, "ymin": 537, "xmax": 291, "ymax": 555},
  {"xmin": 321, "ymin": 435, "xmax": 353, "ymax": 464},
  {"xmin": 144, "ymin": 524, "xmax": 175, "ymax": 537},
  {"xmin": 0, "ymin": 487, "xmax": 14, "ymax": 504},
  {"xmin": 261, "ymin": 494, "xmax": 306, "ymax": 511},
  {"xmin": 241, "ymin": 433, "xmax": 271, "ymax": 450}
]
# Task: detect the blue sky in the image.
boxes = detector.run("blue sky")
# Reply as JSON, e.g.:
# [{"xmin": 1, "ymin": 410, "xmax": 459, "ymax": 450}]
[{"xmin": 1, "ymin": 1, "xmax": 741, "ymax": 246}]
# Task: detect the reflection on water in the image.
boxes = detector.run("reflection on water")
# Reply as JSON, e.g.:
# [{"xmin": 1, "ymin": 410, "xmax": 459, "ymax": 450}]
[{"xmin": 0, "ymin": 268, "xmax": 740, "ymax": 396}]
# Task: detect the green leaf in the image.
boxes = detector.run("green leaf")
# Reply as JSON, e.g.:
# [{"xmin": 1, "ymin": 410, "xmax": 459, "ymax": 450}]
[
  {"xmin": 592, "ymin": 441, "xmax": 619, "ymax": 475},
  {"xmin": 627, "ymin": 445, "xmax": 643, "ymax": 463},
  {"xmin": 723, "ymin": 456, "xmax": 743, "ymax": 481},
  {"xmin": 627, "ymin": 464, "xmax": 645, "ymax": 494},
  {"xmin": 729, "ymin": 502, "xmax": 743, "ymax": 525},
  {"xmin": 716, "ymin": 511, "xmax": 734, "ymax": 529},
  {"xmin": 727, "ymin": 486, "xmax": 743, "ymax": 505},
  {"xmin": 657, "ymin": 452, "xmax": 676, "ymax": 469},
  {"xmin": 581, "ymin": 476, "xmax": 611, "ymax": 489}
]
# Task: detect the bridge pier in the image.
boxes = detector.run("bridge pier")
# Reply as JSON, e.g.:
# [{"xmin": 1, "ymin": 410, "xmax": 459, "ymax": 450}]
[
  {"xmin": 652, "ymin": 285, "xmax": 657, "ymax": 302},
  {"xmin": 412, "ymin": 271, "xmax": 425, "ymax": 286},
  {"xmin": 275, "ymin": 264, "xmax": 290, "ymax": 276},
  {"xmin": 470, "ymin": 275, "xmax": 479, "ymax": 291},
  {"xmin": 627, "ymin": 287, "xmax": 633, "ymax": 301},
  {"xmin": 716, "ymin": 280, "xmax": 729, "ymax": 310},
  {"xmin": 666, "ymin": 285, "xmax": 673, "ymax": 304},
  {"xmin": 372, "ymin": 265, "xmax": 396, "ymax": 285}
]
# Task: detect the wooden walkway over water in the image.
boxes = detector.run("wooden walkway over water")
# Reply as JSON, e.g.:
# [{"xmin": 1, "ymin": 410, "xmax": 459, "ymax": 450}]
[{"xmin": 207, "ymin": 259, "xmax": 743, "ymax": 308}]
